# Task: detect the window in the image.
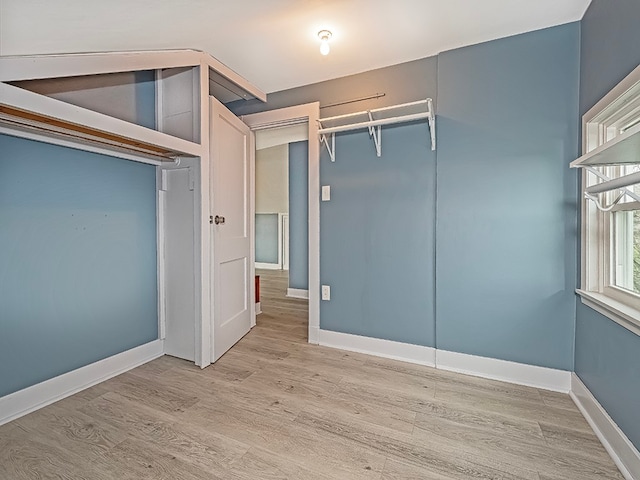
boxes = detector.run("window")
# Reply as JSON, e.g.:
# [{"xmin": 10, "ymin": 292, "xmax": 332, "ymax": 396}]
[{"xmin": 574, "ymin": 64, "xmax": 640, "ymax": 335}]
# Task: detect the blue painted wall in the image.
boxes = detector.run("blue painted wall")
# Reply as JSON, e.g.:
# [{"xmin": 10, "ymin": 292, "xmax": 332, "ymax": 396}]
[
  {"xmin": 575, "ymin": 303, "xmax": 640, "ymax": 448},
  {"xmin": 0, "ymin": 134, "xmax": 158, "ymax": 397},
  {"xmin": 576, "ymin": 0, "xmax": 640, "ymax": 450},
  {"xmin": 580, "ymin": 0, "xmax": 640, "ymax": 116},
  {"xmin": 320, "ymin": 123, "xmax": 436, "ymax": 346},
  {"xmin": 232, "ymin": 27, "xmax": 580, "ymax": 360},
  {"xmin": 255, "ymin": 213, "xmax": 279, "ymax": 264},
  {"xmin": 231, "ymin": 55, "xmax": 438, "ymax": 347},
  {"xmin": 436, "ymin": 23, "xmax": 580, "ymax": 370},
  {"xmin": 288, "ymin": 141, "xmax": 308, "ymax": 290}
]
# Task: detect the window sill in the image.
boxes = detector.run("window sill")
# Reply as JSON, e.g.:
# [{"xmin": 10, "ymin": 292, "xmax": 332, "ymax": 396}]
[{"xmin": 576, "ymin": 289, "xmax": 640, "ymax": 337}]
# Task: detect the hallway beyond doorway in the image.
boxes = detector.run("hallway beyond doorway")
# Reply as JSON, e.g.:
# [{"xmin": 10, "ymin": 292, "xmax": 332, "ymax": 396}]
[{"xmin": 256, "ymin": 268, "xmax": 308, "ymax": 343}]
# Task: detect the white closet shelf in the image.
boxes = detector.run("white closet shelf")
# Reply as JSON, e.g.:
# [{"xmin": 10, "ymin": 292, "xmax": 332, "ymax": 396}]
[
  {"xmin": 571, "ymin": 122, "xmax": 640, "ymax": 168},
  {"xmin": 317, "ymin": 99, "xmax": 435, "ymax": 161},
  {"xmin": 0, "ymin": 49, "xmax": 266, "ymax": 103},
  {"xmin": 0, "ymin": 81, "xmax": 201, "ymax": 162}
]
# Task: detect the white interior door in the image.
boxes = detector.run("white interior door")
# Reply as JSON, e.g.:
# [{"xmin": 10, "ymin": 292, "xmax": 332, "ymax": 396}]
[{"xmin": 210, "ymin": 97, "xmax": 254, "ymax": 362}]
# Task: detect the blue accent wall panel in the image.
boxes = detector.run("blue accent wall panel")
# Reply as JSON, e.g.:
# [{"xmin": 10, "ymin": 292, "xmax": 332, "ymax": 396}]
[
  {"xmin": 575, "ymin": 303, "xmax": 640, "ymax": 449},
  {"xmin": 0, "ymin": 135, "xmax": 158, "ymax": 397},
  {"xmin": 576, "ymin": 0, "xmax": 640, "ymax": 451},
  {"xmin": 580, "ymin": 0, "xmax": 640, "ymax": 116},
  {"xmin": 255, "ymin": 213, "xmax": 279, "ymax": 264},
  {"xmin": 289, "ymin": 141, "xmax": 308, "ymax": 290},
  {"xmin": 320, "ymin": 123, "xmax": 436, "ymax": 347},
  {"xmin": 436, "ymin": 23, "xmax": 580, "ymax": 370}
]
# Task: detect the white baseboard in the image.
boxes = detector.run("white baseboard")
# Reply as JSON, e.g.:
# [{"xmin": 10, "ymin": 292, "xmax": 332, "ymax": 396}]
[
  {"xmin": 256, "ymin": 301, "xmax": 262, "ymax": 314},
  {"xmin": 0, "ymin": 340, "xmax": 164, "ymax": 426},
  {"xmin": 317, "ymin": 330, "xmax": 570, "ymax": 392},
  {"xmin": 308, "ymin": 326, "xmax": 319, "ymax": 345},
  {"xmin": 255, "ymin": 262, "xmax": 281, "ymax": 270},
  {"xmin": 287, "ymin": 288, "xmax": 309, "ymax": 299},
  {"xmin": 318, "ymin": 329, "xmax": 436, "ymax": 367},
  {"xmin": 570, "ymin": 374, "xmax": 640, "ymax": 480},
  {"xmin": 436, "ymin": 349, "xmax": 571, "ymax": 393}
]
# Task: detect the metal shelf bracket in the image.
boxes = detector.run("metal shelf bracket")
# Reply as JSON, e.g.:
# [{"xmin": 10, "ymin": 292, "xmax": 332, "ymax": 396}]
[{"xmin": 320, "ymin": 132, "xmax": 336, "ymax": 162}]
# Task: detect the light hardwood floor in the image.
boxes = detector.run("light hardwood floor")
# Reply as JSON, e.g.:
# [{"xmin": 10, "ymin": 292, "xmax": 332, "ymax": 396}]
[{"xmin": 0, "ymin": 269, "xmax": 624, "ymax": 479}]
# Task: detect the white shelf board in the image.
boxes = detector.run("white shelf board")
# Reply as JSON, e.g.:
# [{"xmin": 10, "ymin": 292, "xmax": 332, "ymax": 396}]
[
  {"xmin": 317, "ymin": 99, "xmax": 435, "ymax": 160},
  {"xmin": 571, "ymin": 123, "xmax": 640, "ymax": 167},
  {"xmin": 318, "ymin": 99, "xmax": 432, "ymax": 132},
  {"xmin": 0, "ymin": 81, "xmax": 202, "ymax": 158}
]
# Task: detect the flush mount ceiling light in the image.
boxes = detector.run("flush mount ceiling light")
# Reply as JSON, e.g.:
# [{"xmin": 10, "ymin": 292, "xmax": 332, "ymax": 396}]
[{"xmin": 318, "ymin": 30, "xmax": 332, "ymax": 56}]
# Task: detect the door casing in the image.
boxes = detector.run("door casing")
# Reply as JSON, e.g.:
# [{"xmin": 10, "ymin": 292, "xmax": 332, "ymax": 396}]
[{"xmin": 241, "ymin": 103, "xmax": 321, "ymax": 344}]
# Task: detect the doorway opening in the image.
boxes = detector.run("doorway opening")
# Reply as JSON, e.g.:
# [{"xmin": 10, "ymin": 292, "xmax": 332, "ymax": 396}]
[
  {"xmin": 254, "ymin": 123, "xmax": 309, "ymax": 342},
  {"xmin": 242, "ymin": 103, "xmax": 321, "ymax": 345}
]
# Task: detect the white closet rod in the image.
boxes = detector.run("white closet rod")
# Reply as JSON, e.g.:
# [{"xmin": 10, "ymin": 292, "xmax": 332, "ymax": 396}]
[
  {"xmin": 0, "ymin": 122, "xmax": 178, "ymax": 167},
  {"xmin": 586, "ymin": 170, "xmax": 640, "ymax": 195}
]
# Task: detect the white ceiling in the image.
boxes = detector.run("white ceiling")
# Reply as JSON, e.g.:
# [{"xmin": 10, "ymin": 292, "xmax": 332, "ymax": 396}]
[{"xmin": 0, "ymin": 0, "xmax": 591, "ymax": 94}]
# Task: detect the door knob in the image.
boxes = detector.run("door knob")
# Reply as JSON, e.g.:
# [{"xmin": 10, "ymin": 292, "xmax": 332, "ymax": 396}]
[{"xmin": 214, "ymin": 215, "xmax": 225, "ymax": 225}]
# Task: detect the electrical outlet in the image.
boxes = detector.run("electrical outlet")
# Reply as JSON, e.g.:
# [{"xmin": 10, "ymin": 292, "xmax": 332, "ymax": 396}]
[
  {"xmin": 322, "ymin": 185, "xmax": 331, "ymax": 201},
  {"xmin": 321, "ymin": 284, "xmax": 331, "ymax": 301}
]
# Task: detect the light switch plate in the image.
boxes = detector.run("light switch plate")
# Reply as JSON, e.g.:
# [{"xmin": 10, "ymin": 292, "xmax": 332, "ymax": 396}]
[
  {"xmin": 322, "ymin": 185, "xmax": 331, "ymax": 201},
  {"xmin": 321, "ymin": 285, "xmax": 331, "ymax": 301}
]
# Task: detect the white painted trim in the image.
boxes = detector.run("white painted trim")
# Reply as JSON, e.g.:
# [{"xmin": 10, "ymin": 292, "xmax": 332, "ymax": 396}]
[
  {"xmin": 282, "ymin": 214, "xmax": 290, "ymax": 271},
  {"xmin": 287, "ymin": 288, "xmax": 309, "ymax": 299},
  {"xmin": 255, "ymin": 262, "xmax": 281, "ymax": 270},
  {"xmin": 242, "ymin": 103, "xmax": 321, "ymax": 345},
  {"xmin": 0, "ymin": 340, "xmax": 164, "ymax": 426},
  {"xmin": 577, "ymin": 289, "xmax": 640, "ymax": 337},
  {"xmin": 277, "ymin": 212, "xmax": 284, "ymax": 269},
  {"xmin": 0, "ymin": 50, "xmax": 201, "ymax": 82},
  {"xmin": 308, "ymin": 326, "xmax": 319, "ymax": 344},
  {"xmin": 249, "ymin": 131, "xmax": 257, "ymax": 329},
  {"xmin": 0, "ymin": 82, "xmax": 202, "ymax": 158},
  {"xmin": 0, "ymin": 50, "xmax": 267, "ymax": 102},
  {"xmin": 436, "ymin": 349, "xmax": 571, "ymax": 393},
  {"xmin": 577, "ymin": 64, "xmax": 640, "ymax": 336},
  {"xmin": 196, "ymin": 65, "xmax": 210, "ymax": 369},
  {"xmin": 317, "ymin": 330, "xmax": 571, "ymax": 392},
  {"xmin": 570, "ymin": 374, "xmax": 640, "ymax": 480},
  {"xmin": 583, "ymin": 63, "xmax": 640, "ymax": 125},
  {"xmin": 157, "ymin": 172, "xmax": 167, "ymax": 340},
  {"xmin": 318, "ymin": 330, "xmax": 436, "ymax": 367}
]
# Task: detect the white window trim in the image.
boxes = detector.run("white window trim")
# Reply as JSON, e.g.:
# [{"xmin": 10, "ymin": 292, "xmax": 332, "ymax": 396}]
[
  {"xmin": 576, "ymin": 290, "xmax": 640, "ymax": 336},
  {"xmin": 577, "ymin": 64, "xmax": 640, "ymax": 336}
]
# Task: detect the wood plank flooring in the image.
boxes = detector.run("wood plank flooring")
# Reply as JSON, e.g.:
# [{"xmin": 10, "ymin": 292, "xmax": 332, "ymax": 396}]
[{"xmin": 0, "ymin": 269, "xmax": 623, "ymax": 479}]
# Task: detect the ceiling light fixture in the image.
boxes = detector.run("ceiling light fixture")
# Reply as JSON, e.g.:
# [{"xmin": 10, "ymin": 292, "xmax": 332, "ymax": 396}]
[{"xmin": 318, "ymin": 30, "xmax": 332, "ymax": 56}]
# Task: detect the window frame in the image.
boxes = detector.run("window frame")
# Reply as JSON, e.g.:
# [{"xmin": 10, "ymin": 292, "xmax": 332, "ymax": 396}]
[{"xmin": 578, "ymin": 64, "xmax": 640, "ymax": 336}]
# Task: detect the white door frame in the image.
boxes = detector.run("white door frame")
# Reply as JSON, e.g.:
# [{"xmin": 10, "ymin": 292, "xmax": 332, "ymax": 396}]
[
  {"xmin": 282, "ymin": 213, "xmax": 289, "ymax": 271},
  {"xmin": 241, "ymin": 103, "xmax": 321, "ymax": 344}
]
